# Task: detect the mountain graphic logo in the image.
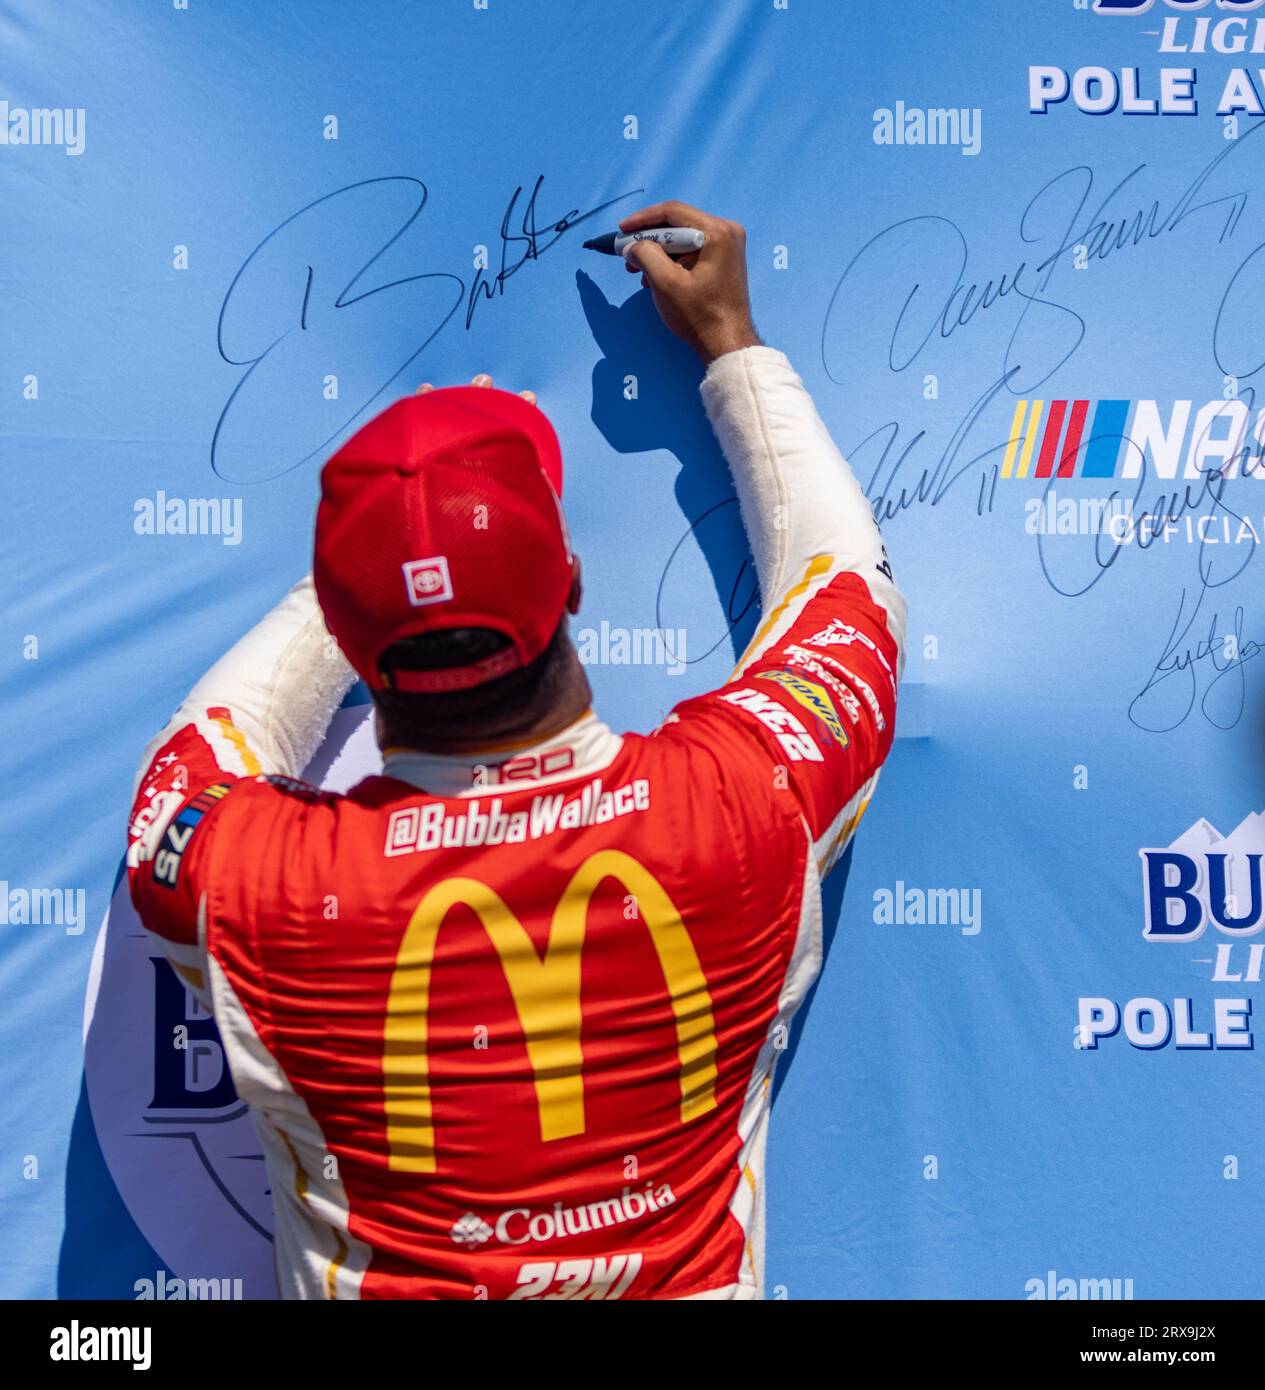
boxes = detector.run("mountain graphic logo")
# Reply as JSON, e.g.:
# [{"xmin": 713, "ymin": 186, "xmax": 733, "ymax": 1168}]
[
  {"xmin": 450, "ymin": 1213, "xmax": 494, "ymax": 1247},
  {"xmin": 1141, "ymin": 809, "xmax": 1265, "ymax": 941}
]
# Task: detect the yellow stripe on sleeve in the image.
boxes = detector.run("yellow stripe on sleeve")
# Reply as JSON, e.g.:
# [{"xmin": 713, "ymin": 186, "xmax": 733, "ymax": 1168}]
[{"xmin": 732, "ymin": 554, "xmax": 835, "ymax": 677}]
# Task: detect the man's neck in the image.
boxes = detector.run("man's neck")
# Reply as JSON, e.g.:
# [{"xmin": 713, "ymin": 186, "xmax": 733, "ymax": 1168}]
[
  {"xmin": 384, "ymin": 689, "xmax": 590, "ymax": 757},
  {"xmin": 373, "ymin": 638, "xmax": 594, "ymax": 754}
]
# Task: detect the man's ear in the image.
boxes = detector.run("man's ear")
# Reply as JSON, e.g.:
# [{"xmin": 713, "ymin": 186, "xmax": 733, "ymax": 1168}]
[
  {"xmin": 567, "ymin": 555, "xmax": 583, "ymax": 615},
  {"xmin": 372, "ymin": 702, "xmax": 390, "ymax": 752}
]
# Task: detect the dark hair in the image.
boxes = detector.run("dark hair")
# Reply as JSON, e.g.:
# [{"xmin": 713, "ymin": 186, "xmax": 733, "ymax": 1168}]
[
  {"xmin": 380, "ymin": 625, "xmax": 514, "ymax": 675},
  {"xmin": 373, "ymin": 621, "xmax": 575, "ymax": 746}
]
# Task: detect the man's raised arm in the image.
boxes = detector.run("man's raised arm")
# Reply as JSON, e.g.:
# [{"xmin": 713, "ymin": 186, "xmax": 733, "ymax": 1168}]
[
  {"xmin": 626, "ymin": 202, "xmax": 907, "ymax": 873},
  {"xmin": 700, "ymin": 344, "xmax": 907, "ymax": 682},
  {"xmin": 126, "ymin": 576, "xmax": 355, "ymax": 982}
]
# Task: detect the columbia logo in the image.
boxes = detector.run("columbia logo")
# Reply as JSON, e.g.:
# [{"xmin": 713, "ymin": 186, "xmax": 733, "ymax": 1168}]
[{"xmin": 450, "ymin": 1213, "xmax": 494, "ymax": 1246}]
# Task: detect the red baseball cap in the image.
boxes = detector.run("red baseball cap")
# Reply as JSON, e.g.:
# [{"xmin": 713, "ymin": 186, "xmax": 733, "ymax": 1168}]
[{"xmin": 313, "ymin": 386, "xmax": 573, "ymax": 693}]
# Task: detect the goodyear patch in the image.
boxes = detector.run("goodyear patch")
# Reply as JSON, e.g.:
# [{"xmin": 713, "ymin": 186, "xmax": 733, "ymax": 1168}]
[
  {"xmin": 153, "ymin": 782, "xmax": 232, "ymax": 890},
  {"xmin": 755, "ymin": 670, "xmax": 849, "ymax": 748}
]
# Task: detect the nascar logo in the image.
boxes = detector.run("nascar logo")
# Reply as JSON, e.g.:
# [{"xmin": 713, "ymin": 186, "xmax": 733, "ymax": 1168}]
[{"xmin": 1000, "ymin": 399, "xmax": 1265, "ymax": 481}]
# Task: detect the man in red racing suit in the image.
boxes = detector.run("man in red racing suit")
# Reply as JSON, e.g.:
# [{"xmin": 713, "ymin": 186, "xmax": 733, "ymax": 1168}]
[{"xmin": 126, "ymin": 202, "xmax": 906, "ymax": 1299}]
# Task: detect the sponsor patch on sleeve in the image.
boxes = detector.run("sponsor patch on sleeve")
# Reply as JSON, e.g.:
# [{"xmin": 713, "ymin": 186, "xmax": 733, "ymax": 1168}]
[
  {"xmin": 717, "ymin": 687, "xmax": 824, "ymax": 763},
  {"xmin": 755, "ymin": 670, "xmax": 849, "ymax": 748},
  {"xmin": 804, "ymin": 617, "xmax": 896, "ymax": 687},
  {"xmin": 151, "ymin": 783, "xmax": 233, "ymax": 891},
  {"xmin": 781, "ymin": 644, "xmax": 864, "ymax": 724}
]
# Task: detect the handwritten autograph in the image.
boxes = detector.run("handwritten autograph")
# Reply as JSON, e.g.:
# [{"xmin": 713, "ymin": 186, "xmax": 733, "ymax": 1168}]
[
  {"xmin": 465, "ymin": 175, "xmax": 633, "ymax": 329},
  {"xmin": 213, "ymin": 175, "xmax": 640, "ymax": 482},
  {"xmin": 822, "ymin": 119, "xmax": 1265, "ymax": 395},
  {"xmin": 821, "ymin": 122, "xmax": 1265, "ymax": 732},
  {"xmin": 1130, "ymin": 584, "xmax": 1264, "ymax": 733}
]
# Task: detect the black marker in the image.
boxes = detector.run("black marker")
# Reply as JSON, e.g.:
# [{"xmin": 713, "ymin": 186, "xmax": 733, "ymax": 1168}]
[{"xmin": 583, "ymin": 227, "xmax": 707, "ymax": 257}]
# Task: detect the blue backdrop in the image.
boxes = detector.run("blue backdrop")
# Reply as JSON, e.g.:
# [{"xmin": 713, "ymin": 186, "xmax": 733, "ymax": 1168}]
[{"xmin": 3, "ymin": 0, "xmax": 1264, "ymax": 1299}]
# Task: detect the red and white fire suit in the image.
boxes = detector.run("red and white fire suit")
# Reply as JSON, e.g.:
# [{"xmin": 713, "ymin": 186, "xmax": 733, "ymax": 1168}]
[{"xmin": 126, "ymin": 346, "xmax": 907, "ymax": 1300}]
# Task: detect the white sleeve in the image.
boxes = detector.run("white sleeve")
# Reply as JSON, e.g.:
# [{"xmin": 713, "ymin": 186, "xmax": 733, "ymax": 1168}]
[
  {"xmin": 133, "ymin": 574, "xmax": 357, "ymax": 796},
  {"xmin": 699, "ymin": 345, "xmax": 908, "ymax": 679}
]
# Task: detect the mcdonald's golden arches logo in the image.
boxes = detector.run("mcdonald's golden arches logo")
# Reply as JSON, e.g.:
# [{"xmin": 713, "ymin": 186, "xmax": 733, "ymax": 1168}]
[{"xmin": 383, "ymin": 850, "xmax": 719, "ymax": 1173}]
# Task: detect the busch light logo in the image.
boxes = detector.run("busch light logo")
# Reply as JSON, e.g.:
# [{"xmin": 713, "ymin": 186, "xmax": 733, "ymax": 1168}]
[
  {"xmin": 1141, "ymin": 809, "xmax": 1265, "ymax": 941},
  {"xmin": 84, "ymin": 883, "xmax": 276, "ymax": 1295},
  {"xmin": 1078, "ymin": 809, "xmax": 1263, "ymax": 1053},
  {"xmin": 1093, "ymin": 0, "xmax": 1265, "ymax": 13},
  {"xmin": 84, "ymin": 705, "xmax": 381, "ymax": 1296}
]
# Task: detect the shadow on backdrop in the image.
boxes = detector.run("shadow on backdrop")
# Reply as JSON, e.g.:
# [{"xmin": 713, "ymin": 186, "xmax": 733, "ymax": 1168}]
[
  {"xmin": 577, "ymin": 271, "xmax": 763, "ymax": 669},
  {"xmin": 58, "ymin": 1076, "xmax": 165, "ymax": 1297},
  {"xmin": 578, "ymin": 270, "xmax": 856, "ymax": 1104}
]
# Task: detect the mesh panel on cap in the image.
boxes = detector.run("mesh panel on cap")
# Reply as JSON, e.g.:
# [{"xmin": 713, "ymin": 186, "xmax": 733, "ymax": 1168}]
[{"xmin": 318, "ymin": 427, "xmax": 571, "ymax": 682}]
